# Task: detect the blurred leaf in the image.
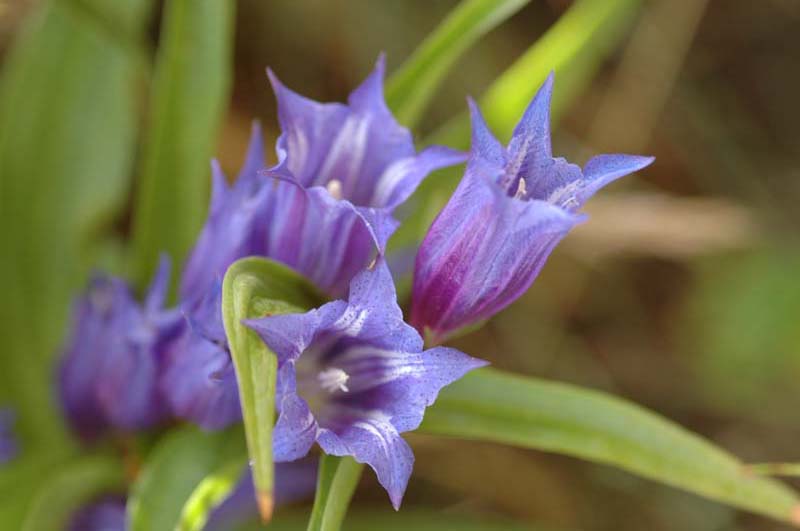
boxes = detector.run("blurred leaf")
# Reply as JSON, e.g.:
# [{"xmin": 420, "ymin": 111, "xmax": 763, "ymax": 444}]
[
  {"xmin": 431, "ymin": 0, "xmax": 643, "ymax": 147},
  {"xmin": 390, "ymin": 0, "xmax": 643, "ymax": 261},
  {"xmin": 307, "ymin": 455, "xmax": 364, "ymax": 531},
  {"xmin": 176, "ymin": 458, "xmax": 246, "ymax": 531},
  {"xmin": 130, "ymin": 0, "xmax": 234, "ymax": 290},
  {"xmin": 0, "ymin": 452, "xmax": 74, "ymax": 529},
  {"xmin": 420, "ymin": 368, "xmax": 800, "ymax": 525},
  {"xmin": 685, "ymin": 251, "xmax": 800, "ymax": 424},
  {"xmin": 21, "ymin": 454, "xmax": 123, "ymax": 531},
  {"xmin": 385, "ymin": 0, "xmax": 530, "ymax": 129},
  {"xmin": 127, "ymin": 425, "xmax": 245, "ymax": 531},
  {"xmin": 0, "ymin": 0, "xmax": 151, "ymax": 457},
  {"xmin": 222, "ymin": 257, "xmax": 321, "ymax": 521}
]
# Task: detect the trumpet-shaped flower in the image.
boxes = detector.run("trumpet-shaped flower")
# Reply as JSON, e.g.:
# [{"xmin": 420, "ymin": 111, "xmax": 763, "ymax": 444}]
[
  {"xmin": 410, "ymin": 74, "xmax": 654, "ymax": 343},
  {"xmin": 245, "ymin": 260, "xmax": 486, "ymax": 509},
  {"xmin": 58, "ymin": 258, "xmax": 182, "ymax": 439}
]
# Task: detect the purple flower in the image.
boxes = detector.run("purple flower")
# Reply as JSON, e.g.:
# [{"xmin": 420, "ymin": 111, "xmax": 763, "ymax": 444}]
[
  {"xmin": 67, "ymin": 497, "xmax": 126, "ymax": 531},
  {"xmin": 162, "ymin": 283, "xmax": 242, "ymax": 430},
  {"xmin": 245, "ymin": 260, "xmax": 486, "ymax": 509},
  {"xmin": 58, "ymin": 257, "xmax": 182, "ymax": 440},
  {"xmin": 410, "ymin": 74, "xmax": 654, "ymax": 343},
  {"xmin": 167, "ymin": 56, "xmax": 464, "ymax": 430},
  {"xmin": 263, "ymin": 54, "xmax": 466, "ymax": 296},
  {"xmin": 0, "ymin": 408, "xmax": 17, "ymax": 463}
]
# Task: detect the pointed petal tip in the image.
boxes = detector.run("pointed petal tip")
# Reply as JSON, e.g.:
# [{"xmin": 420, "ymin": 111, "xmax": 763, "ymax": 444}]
[
  {"xmin": 257, "ymin": 490, "xmax": 274, "ymax": 522},
  {"xmin": 374, "ymin": 52, "xmax": 387, "ymax": 77},
  {"xmin": 265, "ymin": 67, "xmax": 280, "ymax": 88}
]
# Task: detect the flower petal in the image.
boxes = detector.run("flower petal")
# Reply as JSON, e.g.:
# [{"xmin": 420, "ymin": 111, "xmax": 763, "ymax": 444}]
[
  {"xmin": 161, "ymin": 331, "xmax": 241, "ymax": 430},
  {"xmin": 580, "ymin": 153, "xmax": 655, "ymax": 204},
  {"xmin": 273, "ymin": 363, "xmax": 318, "ymax": 462},
  {"xmin": 316, "ymin": 411, "xmax": 414, "ymax": 510},
  {"xmin": 245, "ymin": 300, "xmax": 347, "ymax": 366}
]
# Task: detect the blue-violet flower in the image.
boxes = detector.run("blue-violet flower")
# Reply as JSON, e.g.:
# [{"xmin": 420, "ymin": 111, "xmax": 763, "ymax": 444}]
[
  {"xmin": 58, "ymin": 258, "xmax": 182, "ymax": 439},
  {"xmin": 245, "ymin": 259, "xmax": 486, "ymax": 509},
  {"xmin": 410, "ymin": 73, "xmax": 654, "ymax": 343}
]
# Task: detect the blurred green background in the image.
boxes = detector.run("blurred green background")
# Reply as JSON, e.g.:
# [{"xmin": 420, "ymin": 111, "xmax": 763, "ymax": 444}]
[{"xmin": 1, "ymin": 0, "xmax": 799, "ymax": 529}]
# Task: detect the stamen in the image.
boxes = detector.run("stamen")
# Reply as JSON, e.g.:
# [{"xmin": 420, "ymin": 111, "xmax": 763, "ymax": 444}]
[
  {"xmin": 326, "ymin": 179, "xmax": 343, "ymax": 200},
  {"xmin": 317, "ymin": 367, "xmax": 350, "ymax": 393},
  {"xmin": 513, "ymin": 178, "xmax": 527, "ymax": 200}
]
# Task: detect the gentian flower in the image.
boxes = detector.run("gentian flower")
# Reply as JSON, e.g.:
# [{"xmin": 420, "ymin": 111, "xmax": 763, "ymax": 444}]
[
  {"xmin": 264, "ymin": 54, "xmax": 466, "ymax": 296},
  {"xmin": 166, "ymin": 56, "xmax": 464, "ymax": 430},
  {"xmin": 59, "ymin": 258, "xmax": 182, "ymax": 440},
  {"xmin": 0, "ymin": 408, "xmax": 17, "ymax": 463},
  {"xmin": 410, "ymin": 73, "xmax": 654, "ymax": 344},
  {"xmin": 162, "ymin": 282, "xmax": 242, "ymax": 430},
  {"xmin": 246, "ymin": 259, "xmax": 486, "ymax": 509}
]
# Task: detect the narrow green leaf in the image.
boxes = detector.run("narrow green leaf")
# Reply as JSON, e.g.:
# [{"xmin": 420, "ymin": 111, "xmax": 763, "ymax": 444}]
[
  {"xmin": 130, "ymin": 0, "xmax": 234, "ymax": 289},
  {"xmin": 176, "ymin": 458, "xmax": 247, "ymax": 531},
  {"xmin": 0, "ymin": 0, "xmax": 152, "ymax": 449},
  {"xmin": 307, "ymin": 455, "xmax": 365, "ymax": 531},
  {"xmin": 746, "ymin": 463, "xmax": 800, "ymax": 479},
  {"xmin": 420, "ymin": 368, "xmax": 800, "ymax": 525},
  {"xmin": 385, "ymin": 0, "xmax": 530, "ymax": 128},
  {"xmin": 222, "ymin": 257, "xmax": 320, "ymax": 521},
  {"xmin": 431, "ymin": 0, "xmax": 643, "ymax": 148},
  {"xmin": 21, "ymin": 455, "xmax": 124, "ymax": 531},
  {"xmin": 127, "ymin": 426, "xmax": 245, "ymax": 531}
]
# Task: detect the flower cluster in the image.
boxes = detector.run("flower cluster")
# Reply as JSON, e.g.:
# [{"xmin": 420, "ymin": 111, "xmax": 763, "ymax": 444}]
[{"xmin": 57, "ymin": 56, "xmax": 652, "ymax": 509}]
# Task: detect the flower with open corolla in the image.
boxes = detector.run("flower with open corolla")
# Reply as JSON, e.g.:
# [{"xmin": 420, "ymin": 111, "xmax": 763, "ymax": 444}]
[
  {"xmin": 410, "ymin": 73, "xmax": 654, "ymax": 344},
  {"xmin": 58, "ymin": 257, "xmax": 182, "ymax": 439},
  {"xmin": 245, "ymin": 259, "xmax": 486, "ymax": 509}
]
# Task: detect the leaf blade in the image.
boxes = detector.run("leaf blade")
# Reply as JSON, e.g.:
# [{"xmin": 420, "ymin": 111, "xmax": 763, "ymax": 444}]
[
  {"xmin": 221, "ymin": 257, "xmax": 320, "ymax": 521},
  {"xmin": 419, "ymin": 368, "xmax": 800, "ymax": 525},
  {"xmin": 307, "ymin": 455, "xmax": 365, "ymax": 531},
  {"xmin": 130, "ymin": 0, "xmax": 234, "ymax": 289},
  {"xmin": 127, "ymin": 426, "xmax": 245, "ymax": 531},
  {"xmin": 385, "ymin": 0, "xmax": 530, "ymax": 128}
]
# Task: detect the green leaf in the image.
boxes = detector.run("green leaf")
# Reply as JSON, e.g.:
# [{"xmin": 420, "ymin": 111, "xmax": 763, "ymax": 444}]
[
  {"xmin": 127, "ymin": 425, "xmax": 246, "ymax": 531},
  {"xmin": 431, "ymin": 0, "xmax": 643, "ymax": 148},
  {"xmin": 307, "ymin": 455, "xmax": 365, "ymax": 531},
  {"xmin": 176, "ymin": 458, "xmax": 247, "ymax": 531},
  {"xmin": 420, "ymin": 368, "xmax": 800, "ymax": 525},
  {"xmin": 0, "ymin": 0, "xmax": 153, "ymax": 450},
  {"xmin": 21, "ymin": 455, "xmax": 124, "ymax": 531},
  {"xmin": 385, "ymin": 0, "xmax": 530, "ymax": 128},
  {"xmin": 130, "ymin": 0, "xmax": 234, "ymax": 290},
  {"xmin": 222, "ymin": 257, "xmax": 321, "ymax": 520}
]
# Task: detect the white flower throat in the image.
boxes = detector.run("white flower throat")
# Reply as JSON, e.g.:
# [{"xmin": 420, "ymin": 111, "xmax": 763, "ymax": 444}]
[{"xmin": 317, "ymin": 367, "xmax": 350, "ymax": 393}]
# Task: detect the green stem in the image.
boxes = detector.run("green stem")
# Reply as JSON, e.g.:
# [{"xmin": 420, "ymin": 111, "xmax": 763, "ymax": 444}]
[{"xmin": 307, "ymin": 455, "xmax": 365, "ymax": 531}]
